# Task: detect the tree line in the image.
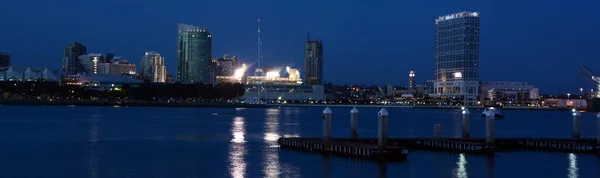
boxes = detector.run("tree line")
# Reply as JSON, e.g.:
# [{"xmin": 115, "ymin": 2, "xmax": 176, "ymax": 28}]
[{"xmin": 0, "ymin": 80, "xmax": 245, "ymax": 101}]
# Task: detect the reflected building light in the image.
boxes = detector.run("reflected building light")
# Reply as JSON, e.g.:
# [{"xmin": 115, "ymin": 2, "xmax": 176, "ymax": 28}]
[
  {"xmin": 88, "ymin": 115, "xmax": 99, "ymax": 178},
  {"xmin": 454, "ymin": 153, "xmax": 468, "ymax": 178},
  {"xmin": 282, "ymin": 134, "xmax": 300, "ymax": 138},
  {"xmin": 263, "ymin": 108, "xmax": 282, "ymax": 178},
  {"xmin": 231, "ymin": 117, "xmax": 246, "ymax": 143},
  {"xmin": 568, "ymin": 153, "xmax": 579, "ymax": 178},
  {"xmin": 229, "ymin": 117, "xmax": 247, "ymax": 178}
]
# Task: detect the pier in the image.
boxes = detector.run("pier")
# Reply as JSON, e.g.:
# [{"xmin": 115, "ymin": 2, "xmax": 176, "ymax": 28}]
[{"xmin": 277, "ymin": 107, "xmax": 600, "ymax": 161}]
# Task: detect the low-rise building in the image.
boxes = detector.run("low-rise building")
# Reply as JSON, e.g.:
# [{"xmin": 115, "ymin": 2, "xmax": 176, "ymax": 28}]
[
  {"xmin": 479, "ymin": 81, "xmax": 540, "ymax": 103},
  {"xmin": 0, "ymin": 66, "xmax": 59, "ymax": 81}
]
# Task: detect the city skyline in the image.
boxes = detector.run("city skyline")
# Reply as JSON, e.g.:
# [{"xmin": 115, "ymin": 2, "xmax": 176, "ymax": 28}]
[{"xmin": 1, "ymin": 0, "xmax": 599, "ymax": 94}]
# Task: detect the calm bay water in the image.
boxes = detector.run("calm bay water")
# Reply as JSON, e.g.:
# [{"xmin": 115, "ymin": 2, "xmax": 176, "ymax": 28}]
[{"xmin": 0, "ymin": 105, "xmax": 598, "ymax": 178}]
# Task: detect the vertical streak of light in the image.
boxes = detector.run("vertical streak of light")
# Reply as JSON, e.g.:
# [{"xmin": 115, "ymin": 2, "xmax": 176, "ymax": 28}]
[
  {"xmin": 229, "ymin": 116, "xmax": 246, "ymax": 178},
  {"xmin": 88, "ymin": 115, "xmax": 99, "ymax": 178},
  {"xmin": 454, "ymin": 154, "xmax": 468, "ymax": 178},
  {"xmin": 263, "ymin": 108, "xmax": 281, "ymax": 178},
  {"xmin": 568, "ymin": 153, "xmax": 579, "ymax": 178}
]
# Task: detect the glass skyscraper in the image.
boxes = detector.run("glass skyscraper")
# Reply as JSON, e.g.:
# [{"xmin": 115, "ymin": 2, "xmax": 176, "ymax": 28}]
[
  {"xmin": 434, "ymin": 11, "xmax": 480, "ymax": 105},
  {"xmin": 177, "ymin": 23, "xmax": 212, "ymax": 83}
]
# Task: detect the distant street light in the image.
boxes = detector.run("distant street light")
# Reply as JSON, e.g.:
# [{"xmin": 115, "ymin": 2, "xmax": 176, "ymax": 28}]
[
  {"xmin": 567, "ymin": 93, "xmax": 571, "ymax": 99},
  {"xmin": 580, "ymin": 88, "xmax": 583, "ymax": 98}
]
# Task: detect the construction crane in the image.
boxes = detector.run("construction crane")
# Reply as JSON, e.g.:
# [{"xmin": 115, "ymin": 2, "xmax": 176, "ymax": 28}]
[{"xmin": 578, "ymin": 64, "xmax": 600, "ymax": 98}]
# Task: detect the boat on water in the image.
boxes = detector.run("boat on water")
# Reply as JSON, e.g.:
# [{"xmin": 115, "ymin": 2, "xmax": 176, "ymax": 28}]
[{"xmin": 481, "ymin": 105, "xmax": 505, "ymax": 119}]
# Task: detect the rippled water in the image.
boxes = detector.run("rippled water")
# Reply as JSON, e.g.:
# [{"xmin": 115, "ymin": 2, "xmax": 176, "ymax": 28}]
[{"xmin": 0, "ymin": 105, "xmax": 598, "ymax": 178}]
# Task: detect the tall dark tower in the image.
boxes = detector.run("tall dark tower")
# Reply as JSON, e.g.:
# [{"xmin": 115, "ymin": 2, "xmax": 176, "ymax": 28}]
[
  {"xmin": 177, "ymin": 23, "xmax": 212, "ymax": 83},
  {"xmin": 63, "ymin": 42, "xmax": 87, "ymax": 75},
  {"xmin": 434, "ymin": 11, "xmax": 480, "ymax": 105},
  {"xmin": 304, "ymin": 32, "xmax": 323, "ymax": 85}
]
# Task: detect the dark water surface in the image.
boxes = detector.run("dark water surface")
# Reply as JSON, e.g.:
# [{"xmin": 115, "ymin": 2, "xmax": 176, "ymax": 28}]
[{"xmin": 0, "ymin": 105, "xmax": 598, "ymax": 178}]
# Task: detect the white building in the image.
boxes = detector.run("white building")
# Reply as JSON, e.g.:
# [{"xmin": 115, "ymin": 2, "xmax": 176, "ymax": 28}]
[
  {"xmin": 140, "ymin": 51, "xmax": 166, "ymax": 82},
  {"xmin": 241, "ymin": 84, "xmax": 325, "ymax": 101},
  {"xmin": 479, "ymin": 81, "xmax": 540, "ymax": 103},
  {"xmin": 0, "ymin": 66, "xmax": 59, "ymax": 81}
]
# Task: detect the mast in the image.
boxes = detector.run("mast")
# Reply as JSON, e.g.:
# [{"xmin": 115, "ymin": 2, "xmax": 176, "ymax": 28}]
[{"xmin": 257, "ymin": 19, "xmax": 262, "ymax": 101}]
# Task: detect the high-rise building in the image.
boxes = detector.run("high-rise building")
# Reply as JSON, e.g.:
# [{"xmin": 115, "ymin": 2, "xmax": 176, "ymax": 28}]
[
  {"xmin": 0, "ymin": 52, "xmax": 10, "ymax": 67},
  {"xmin": 304, "ymin": 32, "xmax": 323, "ymax": 85},
  {"xmin": 408, "ymin": 70, "xmax": 416, "ymax": 93},
  {"xmin": 434, "ymin": 11, "xmax": 480, "ymax": 105},
  {"xmin": 425, "ymin": 80, "xmax": 434, "ymax": 94},
  {"xmin": 63, "ymin": 42, "xmax": 87, "ymax": 75},
  {"xmin": 141, "ymin": 51, "xmax": 167, "ymax": 82},
  {"xmin": 215, "ymin": 54, "xmax": 238, "ymax": 77},
  {"xmin": 177, "ymin": 23, "xmax": 212, "ymax": 83},
  {"xmin": 110, "ymin": 59, "xmax": 136, "ymax": 75}
]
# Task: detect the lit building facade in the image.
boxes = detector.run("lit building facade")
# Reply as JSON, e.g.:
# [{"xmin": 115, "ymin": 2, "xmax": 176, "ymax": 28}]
[
  {"xmin": 434, "ymin": 11, "xmax": 480, "ymax": 105},
  {"xmin": 0, "ymin": 52, "xmax": 10, "ymax": 67},
  {"xmin": 109, "ymin": 60, "xmax": 136, "ymax": 75},
  {"xmin": 63, "ymin": 42, "xmax": 87, "ymax": 75},
  {"xmin": 215, "ymin": 55, "xmax": 238, "ymax": 77},
  {"xmin": 304, "ymin": 33, "xmax": 323, "ymax": 85},
  {"xmin": 177, "ymin": 23, "xmax": 212, "ymax": 83},
  {"xmin": 408, "ymin": 70, "xmax": 415, "ymax": 93},
  {"xmin": 0, "ymin": 66, "xmax": 59, "ymax": 81},
  {"xmin": 479, "ymin": 81, "xmax": 540, "ymax": 103},
  {"xmin": 141, "ymin": 51, "xmax": 166, "ymax": 82}
]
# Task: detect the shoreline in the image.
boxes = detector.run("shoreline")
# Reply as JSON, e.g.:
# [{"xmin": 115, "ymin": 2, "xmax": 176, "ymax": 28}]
[
  {"xmin": 268, "ymin": 104, "xmax": 571, "ymax": 111},
  {"xmin": 0, "ymin": 100, "xmax": 268, "ymax": 108},
  {"xmin": 0, "ymin": 100, "xmax": 581, "ymax": 111}
]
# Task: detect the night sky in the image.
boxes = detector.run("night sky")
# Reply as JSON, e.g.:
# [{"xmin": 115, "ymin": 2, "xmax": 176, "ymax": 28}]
[{"xmin": 1, "ymin": 0, "xmax": 598, "ymax": 94}]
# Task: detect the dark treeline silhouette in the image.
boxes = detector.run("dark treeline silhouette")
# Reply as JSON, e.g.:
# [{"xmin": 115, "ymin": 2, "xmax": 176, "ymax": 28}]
[
  {"xmin": 0, "ymin": 80, "xmax": 245, "ymax": 101},
  {"xmin": 126, "ymin": 80, "xmax": 245, "ymax": 101}
]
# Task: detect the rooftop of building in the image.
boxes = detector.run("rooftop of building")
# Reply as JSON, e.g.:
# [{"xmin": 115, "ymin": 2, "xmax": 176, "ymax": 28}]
[
  {"xmin": 178, "ymin": 23, "xmax": 208, "ymax": 32},
  {"xmin": 435, "ymin": 11, "xmax": 479, "ymax": 24}
]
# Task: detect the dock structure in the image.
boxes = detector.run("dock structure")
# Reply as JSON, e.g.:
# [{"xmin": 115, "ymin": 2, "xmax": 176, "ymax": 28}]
[
  {"xmin": 278, "ymin": 107, "xmax": 600, "ymax": 161},
  {"xmin": 278, "ymin": 137, "xmax": 408, "ymax": 161},
  {"xmin": 278, "ymin": 107, "xmax": 409, "ymax": 162}
]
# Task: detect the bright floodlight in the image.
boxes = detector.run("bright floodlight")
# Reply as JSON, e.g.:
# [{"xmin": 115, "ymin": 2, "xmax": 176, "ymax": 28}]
[
  {"xmin": 453, "ymin": 72, "xmax": 462, "ymax": 78},
  {"xmin": 286, "ymin": 66, "xmax": 290, "ymax": 73},
  {"xmin": 233, "ymin": 65, "xmax": 247, "ymax": 79},
  {"xmin": 266, "ymin": 71, "xmax": 280, "ymax": 78}
]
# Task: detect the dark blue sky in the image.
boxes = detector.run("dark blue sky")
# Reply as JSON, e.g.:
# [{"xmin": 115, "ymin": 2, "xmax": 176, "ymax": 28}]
[{"xmin": 1, "ymin": 0, "xmax": 598, "ymax": 94}]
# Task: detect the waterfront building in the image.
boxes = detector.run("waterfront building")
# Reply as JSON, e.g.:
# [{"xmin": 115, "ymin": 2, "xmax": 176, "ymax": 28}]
[
  {"xmin": 0, "ymin": 66, "xmax": 59, "ymax": 81},
  {"xmin": 215, "ymin": 55, "xmax": 238, "ymax": 77},
  {"xmin": 479, "ymin": 81, "xmax": 540, "ymax": 104},
  {"xmin": 140, "ymin": 51, "xmax": 167, "ymax": 82},
  {"xmin": 109, "ymin": 59, "xmax": 136, "ymax": 75},
  {"xmin": 408, "ymin": 71, "xmax": 416, "ymax": 93},
  {"xmin": 63, "ymin": 42, "xmax": 87, "ymax": 75},
  {"xmin": 241, "ymin": 84, "xmax": 325, "ymax": 101},
  {"xmin": 304, "ymin": 32, "xmax": 323, "ymax": 85},
  {"xmin": 425, "ymin": 80, "xmax": 434, "ymax": 94},
  {"xmin": 177, "ymin": 23, "xmax": 212, "ymax": 83},
  {"xmin": 434, "ymin": 11, "xmax": 480, "ymax": 105},
  {"xmin": 64, "ymin": 74, "xmax": 143, "ymax": 90},
  {"xmin": 0, "ymin": 52, "xmax": 10, "ymax": 67}
]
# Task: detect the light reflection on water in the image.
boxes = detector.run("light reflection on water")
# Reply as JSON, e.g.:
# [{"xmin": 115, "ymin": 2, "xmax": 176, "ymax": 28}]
[
  {"xmin": 88, "ymin": 115, "xmax": 99, "ymax": 178},
  {"xmin": 454, "ymin": 154, "xmax": 467, "ymax": 178},
  {"xmin": 568, "ymin": 153, "xmax": 579, "ymax": 178},
  {"xmin": 229, "ymin": 116, "xmax": 247, "ymax": 178},
  {"xmin": 263, "ymin": 108, "xmax": 282, "ymax": 178}
]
